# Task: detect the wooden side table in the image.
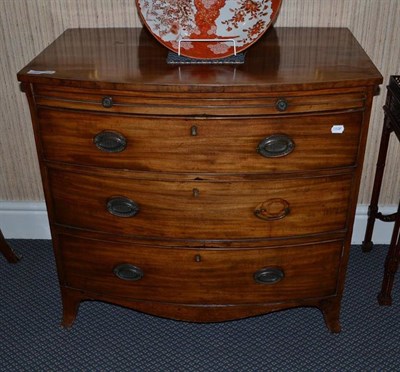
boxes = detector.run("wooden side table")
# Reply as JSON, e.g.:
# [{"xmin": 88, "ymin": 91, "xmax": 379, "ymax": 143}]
[
  {"xmin": 362, "ymin": 75, "xmax": 400, "ymax": 305},
  {"xmin": 0, "ymin": 229, "xmax": 20, "ymax": 263}
]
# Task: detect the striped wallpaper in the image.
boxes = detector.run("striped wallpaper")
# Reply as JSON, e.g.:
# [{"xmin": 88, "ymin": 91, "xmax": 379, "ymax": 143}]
[{"xmin": 0, "ymin": 0, "xmax": 399, "ymax": 203}]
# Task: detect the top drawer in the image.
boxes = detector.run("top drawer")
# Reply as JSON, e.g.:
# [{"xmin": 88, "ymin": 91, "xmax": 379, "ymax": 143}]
[
  {"xmin": 33, "ymin": 85, "xmax": 367, "ymax": 116},
  {"xmin": 37, "ymin": 108, "xmax": 363, "ymax": 173}
]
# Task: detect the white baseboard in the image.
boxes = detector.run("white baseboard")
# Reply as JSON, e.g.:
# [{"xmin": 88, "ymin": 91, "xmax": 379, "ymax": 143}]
[
  {"xmin": 0, "ymin": 201, "xmax": 51, "ymax": 239},
  {"xmin": 350, "ymin": 204, "xmax": 397, "ymax": 245},
  {"xmin": 0, "ymin": 201, "xmax": 397, "ymax": 244}
]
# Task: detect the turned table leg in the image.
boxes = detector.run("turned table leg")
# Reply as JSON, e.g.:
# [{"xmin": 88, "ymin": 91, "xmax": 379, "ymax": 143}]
[
  {"xmin": 0, "ymin": 229, "xmax": 20, "ymax": 263},
  {"xmin": 362, "ymin": 76, "xmax": 400, "ymax": 305},
  {"xmin": 362, "ymin": 115, "xmax": 392, "ymax": 253},
  {"xmin": 377, "ymin": 204, "xmax": 400, "ymax": 306}
]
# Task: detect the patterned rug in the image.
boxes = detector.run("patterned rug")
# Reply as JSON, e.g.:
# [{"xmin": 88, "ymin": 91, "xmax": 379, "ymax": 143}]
[{"xmin": 0, "ymin": 240, "xmax": 399, "ymax": 371}]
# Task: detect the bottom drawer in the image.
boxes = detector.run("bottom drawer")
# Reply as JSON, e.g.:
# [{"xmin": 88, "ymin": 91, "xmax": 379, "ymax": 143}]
[{"xmin": 59, "ymin": 235, "xmax": 343, "ymax": 305}]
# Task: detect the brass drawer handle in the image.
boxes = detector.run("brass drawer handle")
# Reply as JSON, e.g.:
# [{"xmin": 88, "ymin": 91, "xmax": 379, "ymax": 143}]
[
  {"xmin": 275, "ymin": 98, "xmax": 288, "ymax": 112},
  {"xmin": 254, "ymin": 198, "xmax": 290, "ymax": 221},
  {"xmin": 254, "ymin": 267, "xmax": 284, "ymax": 284},
  {"xmin": 113, "ymin": 264, "xmax": 143, "ymax": 281},
  {"xmin": 257, "ymin": 134, "xmax": 295, "ymax": 158},
  {"xmin": 93, "ymin": 130, "xmax": 127, "ymax": 153},
  {"xmin": 107, "ymin": 196, "xmax": 140, "ymax": 218},
  {"xmin": 102, "ymin": 96, "xmax": 113, "ymax": 108}
]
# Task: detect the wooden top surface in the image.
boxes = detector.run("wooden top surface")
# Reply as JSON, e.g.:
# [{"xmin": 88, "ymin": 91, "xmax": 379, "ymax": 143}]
[{"xmin": 17, "ymin": 27, "xmax": 382, "ymax": 93}]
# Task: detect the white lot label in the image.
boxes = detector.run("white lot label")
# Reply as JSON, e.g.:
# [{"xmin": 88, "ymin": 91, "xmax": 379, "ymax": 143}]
[{"xmin": 331, "ymin": 125, "xmax": 345, "ymax": 134}]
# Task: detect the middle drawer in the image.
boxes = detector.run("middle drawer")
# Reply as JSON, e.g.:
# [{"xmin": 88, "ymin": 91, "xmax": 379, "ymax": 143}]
[{"xmin": 48, "ymin": 168, "xmax": 352, "ymax": 240}]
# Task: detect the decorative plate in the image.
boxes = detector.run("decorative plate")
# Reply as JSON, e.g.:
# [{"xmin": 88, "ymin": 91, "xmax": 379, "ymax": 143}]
[{"xmin": 136, "ymin": 0, "xmax": 283, "ymax": 60}]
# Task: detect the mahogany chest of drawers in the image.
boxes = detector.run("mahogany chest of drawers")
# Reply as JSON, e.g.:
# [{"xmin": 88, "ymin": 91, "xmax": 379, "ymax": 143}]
[{"xmin": 18, "ymin": 27, "xmax": 382, "ymax": 332}]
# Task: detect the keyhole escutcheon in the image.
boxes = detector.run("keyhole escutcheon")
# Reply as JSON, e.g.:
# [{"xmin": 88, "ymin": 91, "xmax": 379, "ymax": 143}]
[{"xmin": 191, "ymin": 125, "xmax": 198, "ymax": 136}]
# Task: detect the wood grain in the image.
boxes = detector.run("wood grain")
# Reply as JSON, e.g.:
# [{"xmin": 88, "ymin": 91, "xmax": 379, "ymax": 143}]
[
  {"xmin": 60, "ymin": 235, "xmax": 343, "ymax": 305},
  {"xmin": 37, "ymin": 107, "xmax": 364, "ymax": 173},
  {"xmin": 47, "ymin": 167, "xmax": 352, "ymax": 241}
]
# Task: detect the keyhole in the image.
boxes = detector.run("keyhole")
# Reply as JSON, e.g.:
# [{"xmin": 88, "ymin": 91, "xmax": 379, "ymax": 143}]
[
  {"xmin": 194, "ymin": 254, "xmax": 202, "ymax": 262},
  {"xmin": 190, "ymin": 125, "xmax": 198, "ymax": 136},
  {"xmin": 193, "ymin": 188, "xmax": 200, "ymax": 198}
]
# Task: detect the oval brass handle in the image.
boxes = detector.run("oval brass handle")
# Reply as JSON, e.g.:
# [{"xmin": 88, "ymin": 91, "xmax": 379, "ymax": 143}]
[
  {"xmin": 107, "ymin": 196, "xmax": 140, "ymax": 218},
  {"xmin": 254, "ymin": 198, "xmax": 290, "ymax": 221},
  {"xmin": 257, "ymin": 134, "xmax": 295, "ymax": 158},
  {"xmin": 102, "ymin": 96, "xmax": 113, "ymax": 108},
  {"xmin": 113, "ymin": 264, "xmax": 143, "ymax": 281},
  {"xmin": 93, "ymin": 130, "xmax": 127, "ymax": 153},
  {"xmin": 275, "ymin": 98, "xmax": 288, "ymax": 112},
  {"xmin": 254, "ymin": 267, "xmax": 284, "ymax": 284}
]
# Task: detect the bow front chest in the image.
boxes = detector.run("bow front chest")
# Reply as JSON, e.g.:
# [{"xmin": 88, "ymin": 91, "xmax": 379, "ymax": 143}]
[{"xmin": 18, "ymin": 27, "xmax": 382, "ymax": 332}]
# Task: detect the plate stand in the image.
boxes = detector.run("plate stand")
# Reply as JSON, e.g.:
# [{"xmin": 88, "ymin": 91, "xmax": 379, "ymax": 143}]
[{"xmin": 166, "ymin": 51, "xmax": 245, "ymax": 65}]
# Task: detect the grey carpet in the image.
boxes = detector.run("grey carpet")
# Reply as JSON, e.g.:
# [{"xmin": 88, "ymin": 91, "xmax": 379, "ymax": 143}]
[{"xmin": 1, "ymin": 240, "xmax": 399, "ymax": 371}]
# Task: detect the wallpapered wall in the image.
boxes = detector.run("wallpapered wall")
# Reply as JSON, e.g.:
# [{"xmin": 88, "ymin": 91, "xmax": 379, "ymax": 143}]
[{"xmin": 0, "ymin": 0, "xmax": 399, "ymax": 204}]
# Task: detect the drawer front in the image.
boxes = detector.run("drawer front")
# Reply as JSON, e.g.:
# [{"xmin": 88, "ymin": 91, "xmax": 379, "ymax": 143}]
[
  {"xmin": 59, "ymin": 235, "xmax": 343, "ymax": 304},
  {"xmin": 49, "ymin": 169, "xmax": 352, "ymax": 240},
  {"xmin": 38, "ymin": 108, "xmax": 363, "ymax": 173},
  {"xmin": 34, "ymin": 85, "xmax": 366, "ymax": 116}
]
